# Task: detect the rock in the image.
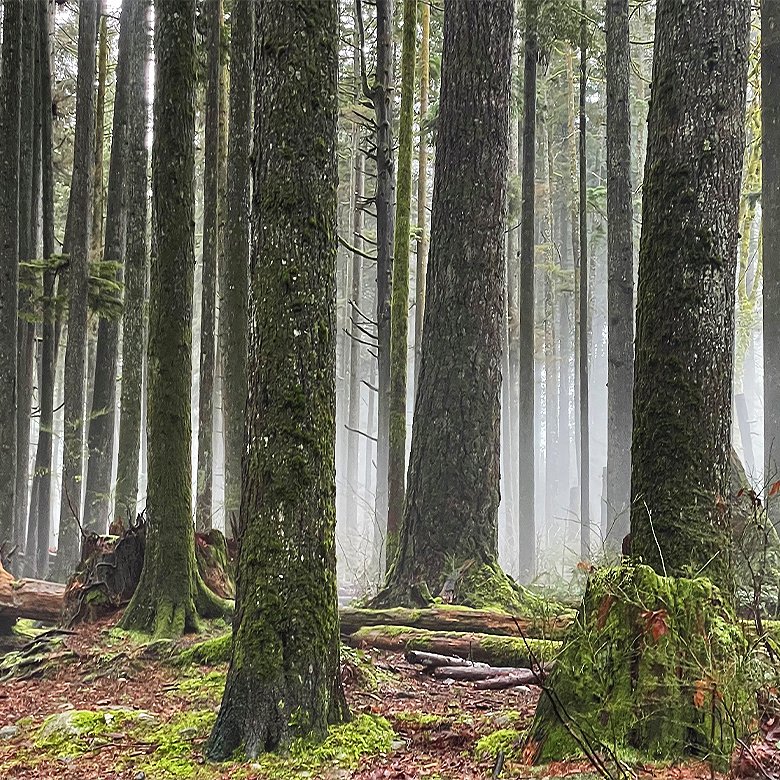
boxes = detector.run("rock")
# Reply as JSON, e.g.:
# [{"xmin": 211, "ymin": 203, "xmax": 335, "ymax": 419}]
[
  {"xmin": 178, "ymin": 726, "xmax": 198, "ymax": 740},
  {"xmin": 0, "ymin": 725, "xmax": 18, "ymax": 739},
  {"xmin": 134, "ymin": 712, "xmax": 158, "ymax": 727},
  {"xmin": 133, "ymin": 772, "xmax": 146, "ymax": 780},
  {"xmin": 39, "ymin": 711, "xmax": 87, "ymax": 741}
]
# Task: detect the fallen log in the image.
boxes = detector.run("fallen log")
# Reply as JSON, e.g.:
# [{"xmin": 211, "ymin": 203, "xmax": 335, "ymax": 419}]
[
  {"xmin": 405, "ymin": 649, "xmax": 490, "ymax": 669},
  {"xmin": 348, "ymin": 625, "xmax": 561, "ymax": 668},
  {"xmin": 340, "ymin": 605, "xmax": 572, "ymax": 640},
  {"xmin": 0, "ymin": 564, "xmax": 65, "ymax": 625},
  {"xmin": 474, "ymin": 668, "xmax": 544, "ymax": 689},
  {"xmin": 431, "ymin": 664, "xmax": 523, "ymax": 681}
]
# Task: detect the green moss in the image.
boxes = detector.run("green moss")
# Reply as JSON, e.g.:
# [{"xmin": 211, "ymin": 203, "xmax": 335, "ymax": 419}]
[
  {"xmin": 393, "ymin": 711, "xmax": 447, "ymax": 728},
  {"xmin": 36, "ymin": 709, "xmax": 138, "ymax": 757},
  {"xmin": 176, "ymin": 670, "xmax": 226, "ymax": 703},
  {"xmin": 177, "ymin": 632, "xmax": 231, "ymax": 666},
  {"xmin": 474, "ymin": 728, "xmax": 526, "ymax": 761}
]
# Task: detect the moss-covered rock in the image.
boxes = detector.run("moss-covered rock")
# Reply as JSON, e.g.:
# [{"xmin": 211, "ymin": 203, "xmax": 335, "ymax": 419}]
[
  {"xmin": 176, "ymin": 632, "xmax": 231, "ymax": 666},
  {"xmin": 525, "ymin": 565, "xmax": 758, "ymax": 766},
  {"xmin": 475, "ymin": 728, "xmax": 525, "ymax": 761}
]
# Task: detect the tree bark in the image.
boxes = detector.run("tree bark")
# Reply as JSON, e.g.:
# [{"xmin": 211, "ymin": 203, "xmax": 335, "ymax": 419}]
[
  {"xmin": 119, "ymin": 0, "xmax": 230, "ymax": 636},
  {"xmin": 219, "ymin": 0, "xmax": 253, "ymax": 532},
  {"xmin": 54, "ymin": 0, "xmax": 98, "ymax": 581},
  {"xmin": 207, "ymin": 0, "xmax": 347, "ymax": 758},
  {"xmin": 376, "ymin": 0, "xmax": 517, "ymax": 608},
  {"xmin": 629, "ymin": 0, "xmax": 750, "ymax": 593},
  {"xmin": 605, "ymin": 0, "xmax": 634, "ymax": 547},
  {"xmin": 114, "ymin": 0, "xmax": 149, "ymax": 525},
  {"xmin": 0, "ymin": 1, "xmax": 22, "ymax": 546},
  {"xmin": 0, "ymin": 564, "xmax": 65, "ymax": 624},
  {"xmin": 85, "ymin": 0, "xmax": 136, "ymax": 534}
]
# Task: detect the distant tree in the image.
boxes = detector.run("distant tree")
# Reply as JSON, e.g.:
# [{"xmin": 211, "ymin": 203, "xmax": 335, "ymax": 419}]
[
  {"xmin": 120, "ymin": 0, "xmax": 230, "ymax": 636},
  {"xmin": 375, "ymin": 0, "xmax": 516, "ymax": 608},
  {"xmin": 630, "ymin": 0, "xmax": 749, "ymax": 592},
  {"xmin": 54, "ymin": 0, "xmax": 98, "ymax": 580},
  {"xmin": 605, "ymin": 0, "xmax": 634, "ymax": 546},
  {"xmin": 764, "ymin": 0, "xmax": 780, "ymax": 524},
  {"xmin": 196, "ymin": 0, "xmax": 224, "ymax": 532},
  {"xmin": 219, "ymin": 0, "xmax": 253, "ymax": 532},
  {"xmin": 114, "ymin": 0, "xmax": 149, "ymax": 525},
  {"xmin": 84, "ymin": 0, "xmax": 136, "ymax": 534},
  {"xmin": 207, "ymin": 0, "xmax": 347, "ymax": 757},
  {"xmin": 0, "ymin": 0, "xmax": 22, "ymax": 549}
]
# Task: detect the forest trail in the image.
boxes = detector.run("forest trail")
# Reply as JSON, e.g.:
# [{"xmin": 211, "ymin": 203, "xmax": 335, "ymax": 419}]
[{"xmin": 0, "ymin": 615, "xmax": 747, "ymax": 780}]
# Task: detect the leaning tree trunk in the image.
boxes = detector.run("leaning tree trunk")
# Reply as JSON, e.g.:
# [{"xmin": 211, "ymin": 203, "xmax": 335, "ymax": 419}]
[
  {"xmin": 219, "ymin": 0, "xmax": 253, "ymax": 534},
  {"xmin": 206, "ymin": 0, "xmax": 347, "ymax": 759},
  {"xmin": 629, "ymin": 0, "xmax": 749, "ymax": 594},
  {"xmin": 54, "ymin": 0, "xmax": 98, "ymax": 581},
  {"xmin": 0, "ymin": 0, "xmax": 22, "ymax": 547},
  {"xmin": 84, "ymin": 0, "xmax": 135, "ymax": 534},
  {"xmin": 119, "ymin": 0, "xmax": 230, "ymax": 637},
  {"xmin": 375, "ymin": 0, "xmax": 516, "ymax": 610},
  {"xmin": 114, "ymin": 0, "xmax": 149, "ymax": 526},
  {"xmin": 764, "ymin": 0, "xmax": 780, "ymax": 528},
  {"xmin": 605, "ymin": 0, "xmax": 634, "ymax": 548},
  {"xmin": 518, "ymin": 0, "xmax": 538, "ymax": 582}
]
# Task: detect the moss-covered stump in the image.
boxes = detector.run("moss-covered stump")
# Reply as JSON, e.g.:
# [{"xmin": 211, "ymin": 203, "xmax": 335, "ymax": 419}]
[
  {"xmin": 348, "ymin": 625, "xmax": 560, "ymax": 667},
  {"xmin": 524, "ymin": 565, "xmax": 756, "ymax": 766},
  {"xmin": 194, "ymin": 529, "xmax": 235, "ymax": 599}
]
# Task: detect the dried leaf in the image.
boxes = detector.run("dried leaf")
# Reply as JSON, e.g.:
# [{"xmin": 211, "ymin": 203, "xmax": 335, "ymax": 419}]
[
  {"xmin": 770, "ymin": 481, "xmax": 780, "ymax": 498},
  {"xmin": 596, "ymin": 595, "xmax": 615, "ymax": 630},
  {"xmin": 641, "ymin": 609, "xmax": 669, "ymax": 642}
]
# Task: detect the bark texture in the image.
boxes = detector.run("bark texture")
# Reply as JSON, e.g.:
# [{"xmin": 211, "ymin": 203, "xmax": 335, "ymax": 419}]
[
  {"xmin": 220, "ymin": 0, "xmax": 253, "ymax": 528},
  {"xmin": 55, "ymin": 0, "xmax": 98, "ymax": 580},
  {"xmin": 120, "ymin": 0, "xmax": 229, "ymax": 637},
  {"xmin": 629, "ymin": 0, "xmax": 750, "ymax": 593},
  {"xmin": 207, "ymin": 0, "xmax": 347, "ymax": 759},
  {"xmin": 375, "ymin": 0, "xmax": 516, "ymax": 608},
  {"xmin": 605, "ymin": 0, "xmax": 634, "ymax": 546}
]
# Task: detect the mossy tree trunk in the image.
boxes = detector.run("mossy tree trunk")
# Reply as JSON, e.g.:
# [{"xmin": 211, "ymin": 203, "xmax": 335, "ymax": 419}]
[
  {"xmin": 54, "ymin": 0, "xmax": 98, "ymax": 581},
  {"xmin": 119, "ymin": 0, "xmax": 230, "ymax": 638},
  {"xmin": 374, "ymin": 0, "xmax": 516, "ymax": 610},
  {"xmin": 629, "ymin": 0, "xmax": 750, "ymax": 594},
  {"xmin": 206, "ymin": 0, "xmax": 347, "ymax": 759},
  {"xmin": 219, "ymin": 0, "xmax": 253, "ymax": 534},
  {"xmin": 518, "ymin": 0, "xmax": 538, "ymax": 582},
  {"xmin": 605, "ymin": 0, "xmax": 634, "ymax": 548},
  {"xmin": 196, "ymin": 0, "xmax": 224, "ymax": 533},
  {"xmin": 114, "ymin": 0, "xmax": 149, "ymax": 525},
  {"xmin": 386, "ymin": 0, "xmax": 417, "ymax": 569},
  {"xmin": 0, "ymin": 0, "xmax": 22, "ymax": 548},
  {"xmin": 85, "ymin": 0, "xmax": 135, "ymax": 534}
]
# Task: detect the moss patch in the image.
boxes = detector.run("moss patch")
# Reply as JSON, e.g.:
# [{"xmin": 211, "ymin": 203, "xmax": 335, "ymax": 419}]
[
  {"xmin": 393, "ymin": 711, "xmax": 447, "ymax": 728},
  {"xmin": 35, "ymin": 709, "xmax": 140, "ymax": 757},
  {"xmin": 176, "ymin": 670, "xmax": 227, "ymax": 704},
  {"xmin": 474, "ymin": 728, "xmax": 526, "ymax": 761},
  {"xmin": 176, "ymin": 632, "xmax": 231, "ymax": 666}
]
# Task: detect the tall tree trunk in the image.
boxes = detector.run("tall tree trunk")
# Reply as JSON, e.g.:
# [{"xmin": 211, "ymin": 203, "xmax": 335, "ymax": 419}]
[
  {"xmin": 376, "ymin": 0, "xmax": 517, "ymax": 609},
  {"xmin": 54, "ymin": 0, "xmax": 98, "ymax": 580},
  {"xmin": 518, "ymin": 0, "xmax": 538, "ymax": 581},
  {"xmin": 114, "ymin": 0, "xmax": 149, "ymax": 525},
  {"xmin": 605, "ymin": 0, "xmax": 634, "ymax": 547},
  {"xmin": 578, "ymin": 2, "xmax": 590, "ymax": 561},
  {"xmin": 84, "ymin": 0, "xmax": 135, "ymax": 533},
  {"xmin": 0, "ymin": 0, "xmax": 22, "ymax": 547},
  {"xmin": 387, "ymin": 0, "xmax": 417, "ymax": 567},
  {"xmin": 196, "ymin": 0, "xmax": 224, "ymax": 532},
  {"xmin": 219, "ymin": 0, "xmax": 253, "ymax": 534},
  {"xmin": 414, "ymin": 0, "xmax": 430, "ymax": 393},
  {"xmin": 206, "ymin": 0, "xmax": 347, "ymax": 757},
  {"xmin": 629, "ymin": 0, "xmax": 749, "ymax": 593},
  {"xmin": 764, "ymin": 0, "xmax": 780, "ymax": 523},
  {"xmin": 120, "ymin": 0, "xmax": 230, "ymax": 635},
  {"xmin": 90, "ymin": 5, "xmax": 107, "ymax": 263}
]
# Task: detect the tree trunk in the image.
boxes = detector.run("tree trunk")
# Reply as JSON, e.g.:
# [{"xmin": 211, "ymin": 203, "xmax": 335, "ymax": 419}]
[
  {"xmin": 0, "ymin": 563, "xmax": 65, "ymax": 624},
  {"xmin": 0, "ymin": 1, "xmax": 22, "ymax": 546},
  {"xmin": 114, "ymin": 0, "xmax": 149, "ymax": 525},
  {"xmin": 84, "ymin": 0, "xmax": 135, "ymax": 534},
  {"xmin": 375, "ymin": 0, "xmax": 517, "ymax": 609},
  {"xmin": 629, "ymin": 0, "xmax": 749, "ymax": 593},
  {"xmin": 387, "ymin": 0, "xmax": 417, "ymax": 568},
  {"xmin": 206, "ymin": 0, "xmax": 347, "ymax": 758},
  {"xmin": 54, "ymin": 0, "xmax": 98, "ymax": 581},
  {"xmin": 196, "ymin": 0, "xmax": 224, "ymax": 533},
  {"xmin": 605, "ymin": 0, "xmax": 634, "ymax": 548},
  {"xmin": 518, "ymin": 0, "xmax": 538, "ymax": 582},
  {"xmin": 764, "ymin": 0, "xmax": 780, "ymax": 526},
  {"xmin": 119, "ymin": 0, "xmax": 230, "ymax": 636},
  {"xmin": 219, "ymin": 0, "xmax": 253, "ymax": 532}
]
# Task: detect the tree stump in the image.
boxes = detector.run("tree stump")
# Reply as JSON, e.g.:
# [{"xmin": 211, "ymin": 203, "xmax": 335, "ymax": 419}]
[{"xmin": 524, "ymin": 565, "xmax": 756, "ymax": 766}]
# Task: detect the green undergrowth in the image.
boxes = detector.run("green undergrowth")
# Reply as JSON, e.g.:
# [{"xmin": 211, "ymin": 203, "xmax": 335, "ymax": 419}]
[
  {"xmin": 474, "ymin": 728, "xmax": 526, "ymax": 762},
  {"xmin": 176, "ymin": 632, "xmax": 232, "ymax": 666},
  {"xmin": 176, "ymin": 669, "xmax": 227, "ymax": 704},
  {"xmin": 393, "ymin": 711, "xmax": 448, "ymax": 728}
]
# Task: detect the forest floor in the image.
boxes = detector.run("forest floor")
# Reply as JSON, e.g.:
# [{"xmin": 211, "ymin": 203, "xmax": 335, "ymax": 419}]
[{"xmin": 0, "ymin": 615, "xmax": 739, "ymax": 780}]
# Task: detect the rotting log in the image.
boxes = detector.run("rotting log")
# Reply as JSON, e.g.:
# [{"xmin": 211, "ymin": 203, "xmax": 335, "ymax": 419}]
[
  {"xmin": 339, "ymin": 604, "xmax": 573, "ymax": 639},
  {"xmin": 0, "ymin": 564, "xmax": 65, "ymax": 625},
  {"xmin": 348, "ymin": 625, "xmax": 561, "ymax": 667},
  {"xmin": 475, "ymin": 669, "xmax": 544, "ymax": 689}
]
